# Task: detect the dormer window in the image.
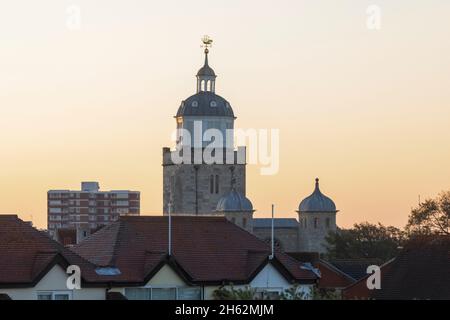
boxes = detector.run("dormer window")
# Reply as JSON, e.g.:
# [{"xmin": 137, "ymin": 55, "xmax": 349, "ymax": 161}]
[
  {"xmin": 210, "ymin": 101, "xmax": 217, "ymax": 107},
  {"xmin": 192, "ymin": 101, "xmax": 198, "ymax": 107}
]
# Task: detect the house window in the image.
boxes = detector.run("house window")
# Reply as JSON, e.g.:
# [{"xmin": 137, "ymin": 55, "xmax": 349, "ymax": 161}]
[
  {"xmin": 125, "ymin": 287, "xmax": 201, "ymax": 300},
  {"xmin": 37, "ymin": 291, "xmax": 71, "ymax": 300},
  {"xmin": 178, "ymin": 287, "xmax": 202, "ymax": 300},
  {"xmin": 152, "ymin": 288, "xmax": 176, "ymax": 300},
  {"xmin": 125, "ymin": 288, "xmax": 151, "ymax": 300}
]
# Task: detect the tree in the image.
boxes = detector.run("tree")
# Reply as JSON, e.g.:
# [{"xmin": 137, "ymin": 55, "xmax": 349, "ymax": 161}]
[
  {"xmin": 212, "ymin": 285, "xmax": 257, "ymax": 300},
  {"xmin": 212, "ymin": 284, "xmax": 341, "ymax": 300},
  {"xmin": 325, "ymin": 222, "xmax": 406, "ymax": 262},
  {"xmin": 406, "ymin": 191, "xmax": 450, "ymax": 236}
]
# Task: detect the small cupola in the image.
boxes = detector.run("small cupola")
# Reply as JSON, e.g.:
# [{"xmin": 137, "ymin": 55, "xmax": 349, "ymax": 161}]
[{"xmin": 196, "ymin": 35, "xmax": 217, "ymax": 93}]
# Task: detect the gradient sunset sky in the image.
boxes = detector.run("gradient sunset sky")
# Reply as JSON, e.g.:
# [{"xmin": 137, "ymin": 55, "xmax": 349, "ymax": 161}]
[{"xmin": 1, "ymin": 0, "xmax": 450, "ymax": 229}]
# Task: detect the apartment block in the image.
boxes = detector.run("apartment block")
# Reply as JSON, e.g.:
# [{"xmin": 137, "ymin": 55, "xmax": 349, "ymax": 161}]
[{"xmin": 47, "ymin": 182, "xmax": 140, "ymax": 236}]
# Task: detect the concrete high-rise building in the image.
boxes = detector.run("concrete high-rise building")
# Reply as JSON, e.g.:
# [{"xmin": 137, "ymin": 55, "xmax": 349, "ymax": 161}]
[{"xmin": 47, "ymin": 181, "xmax": 140, "ymax": 237}]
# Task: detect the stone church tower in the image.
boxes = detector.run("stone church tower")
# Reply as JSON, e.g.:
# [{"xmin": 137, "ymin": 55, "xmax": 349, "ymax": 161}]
[{"xmin": 163, "ymin": 38, "xmax": 246, "ymax": 215}]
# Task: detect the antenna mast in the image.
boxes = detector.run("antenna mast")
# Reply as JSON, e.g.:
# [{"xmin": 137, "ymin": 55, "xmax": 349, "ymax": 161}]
[{"xmin": 269, "ymin": 204, "xmax": 274, "ymax": 260}]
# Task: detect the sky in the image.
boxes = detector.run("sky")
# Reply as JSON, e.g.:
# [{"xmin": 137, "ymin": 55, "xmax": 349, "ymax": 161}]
[{"xmin": 1, "ymin": 0, "xmax": 450, "ymax": 229}]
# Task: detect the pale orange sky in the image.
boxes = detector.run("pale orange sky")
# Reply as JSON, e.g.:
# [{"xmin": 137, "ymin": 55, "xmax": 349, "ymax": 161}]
[{"xmin": 1, "ymin": 0, "xmax": 450, "ymax": 229}]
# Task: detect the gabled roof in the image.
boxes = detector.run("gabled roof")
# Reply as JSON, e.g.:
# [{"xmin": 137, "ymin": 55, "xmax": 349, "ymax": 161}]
[
  {"xmin": 328, "ymin": 258, "xmax": 384, "ymax": 281},
  {"xmin": 316, "ymin": 260, "xmax": 356, "ymax": 289},
  {"xmin": 72, "ymin": 216, "xmax": 318, "ymax": 286},
  {"xmin": 0, "ymin": 215, "xmax": 101, "ymax": 288},
  {"xmin": 55, "ymin": 226, "xmax": 104, "ymax": 246},
  {"xmin": 342, "ymin": 258, "xmax": 394, "ymax": 300},
  {"xmin": 287, "ymin": 252, "xmax": 355, "ymax": 289}
]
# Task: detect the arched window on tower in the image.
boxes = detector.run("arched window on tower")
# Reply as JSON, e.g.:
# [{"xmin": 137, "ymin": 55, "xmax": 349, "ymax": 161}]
[
  {"xmin": 314, "ymin": 218, "xmax": 319, "ymax": 229},
  {"xmin": 326, "ymin": 217, "xmax": 331, "ymax": 228}
]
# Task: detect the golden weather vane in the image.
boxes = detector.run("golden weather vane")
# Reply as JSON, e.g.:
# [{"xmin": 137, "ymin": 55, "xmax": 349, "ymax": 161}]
[{"xmin": 201, "ymin": 35, "xmax": 213, "ymax": 53}]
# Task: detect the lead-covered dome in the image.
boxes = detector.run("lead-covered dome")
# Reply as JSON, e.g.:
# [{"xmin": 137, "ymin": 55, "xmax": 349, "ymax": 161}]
[
  {"xmin": 176, "ymin": 91, "xmax": 235, "ymax": 117},
  {"xmin": 197, "ymin": 64, "xmax": 216, "ymax": 77},
  {"xmin": 216, "ymin": 189, "xmax": 254, "ymax": 212},
  {"xmin": 299, "ymin": 178, "xmax": 337, "ymax": 213}
]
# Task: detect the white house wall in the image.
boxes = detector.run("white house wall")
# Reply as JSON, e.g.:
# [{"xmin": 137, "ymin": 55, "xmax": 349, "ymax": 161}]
[
  {"xmin": 0, "ymin": 265, "xmax": 106, "ymax": 300},
  {"xmin": 203, "ymin": 263, "xmax": 312, "ymax": 300},
  {"xmin": 108, "ymin": 264, "xmax": 189, "ymax": 296}
]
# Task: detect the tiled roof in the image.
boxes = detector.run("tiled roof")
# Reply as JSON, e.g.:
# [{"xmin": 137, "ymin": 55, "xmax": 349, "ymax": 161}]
[
  {"xmin": 328, "ymin": 258, "xmax": 385, "ymax": 281},
  {"xmin": 287, "ymin": 252, "xmax": 355, "ymax": 289},
  {"xmin": 0, "ymin": 215, "xmax": 101, "ymax": 287},
  {"xmin": 316, "ymin": 260, "xmax": 356, "ymax": 289},
  {"xmin": 0, "ymin": 215, "xmax": 318, "ymax": 288},
  {"xmin": 72, "ymin": 216, "xmax": 318, "ymax": 285},
  {"xmin": 342, "ymin": 259, "xmax": 394, "ymax": 300},
  {"xmin": 56, "ymin": 226, "xmax": 105, "ymax": 247},
  {"xmin": 253, "ymin": 218, "xmax": 298, "ymax": 229}
]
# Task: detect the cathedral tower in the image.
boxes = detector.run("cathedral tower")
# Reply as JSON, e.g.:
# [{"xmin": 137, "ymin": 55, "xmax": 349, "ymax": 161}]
[{"xmin": 162, "ymin": 37, "xmax": 246, "ymax": 215}]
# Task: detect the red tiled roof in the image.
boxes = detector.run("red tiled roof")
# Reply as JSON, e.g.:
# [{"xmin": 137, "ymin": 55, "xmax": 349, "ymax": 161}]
[
  {"xmin": 316, "ymin": 261, "xmax": 355, "ymax": 289},
  {"xmin": 287, "ymin": 252, "xmax": 355, "ymax": 289},
  {"xmin": 0, "ymin": 215, "xmax": 318, "ymax": 288},
  {"xmin": 72, "ymin": 216, "xmax": 318, "ymax": 285},
  {"xmin": 0, "ymin": 215, "xmax": 101, "ymax": 287},
  {"xmin": 342, "ymin": 259, "xmax": 394, "ymax": 300}
]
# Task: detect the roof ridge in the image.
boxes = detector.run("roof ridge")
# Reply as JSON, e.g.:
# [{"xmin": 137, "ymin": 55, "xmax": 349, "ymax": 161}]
[
  {"xmin": 70, "ymin": 221, "xmax": 123, "ymax": 267},
  {"xmin": 343, "ymin": 257, "xmax": 396, "ymax": 291},
  {"xmin": 107, "ymin": 220, "xmax": 125, "ymax": 267}
]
